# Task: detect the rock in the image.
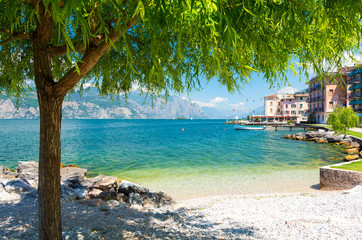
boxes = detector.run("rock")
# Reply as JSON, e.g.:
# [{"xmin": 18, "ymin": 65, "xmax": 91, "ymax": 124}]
[
  {"xmin": 64, "ymin": 164, "xmax": 79, "ymax": 168},
  {"xmin": 318, "ymin": 129, "xmax": 326, "ymax": 133},
  {"xmin": 360, "ymin": 151, "xmax": 362, "ymax": 157},
  {"xmin": 283, "ymin": 134, "xmax": 292, "ymax": 139},
  {"xmin": 325, "ymin": 134, "xmax": 344, "ymax": 143},
  {"xmin": 73, "ymin": 187, "xmax": 88, "ymax": 199},
  {"xmin": 16, "ymin": 161, "xmax": 38, "ymax": 181},
  {"xmin": 128, "ymin": 193, "xmax": 142, "ymax": 208},
  {"xmin": 77, "ymin": 198, "xmax": 103, "ymax": 207},
  {"xmin": 350, "ymin": 142, "xmax": 360, "ymax": 148},
  {"xmin": 61, "ymin": 167, "xmax": 87, "ymax": 181},
  {"xmin": 316, "ymin": 138, "xmax": 328, "ymax": 143},
  {"xmin": 118, "ymin": 180, "xmax": 149, "ymax": 195},
  {"xmin": 60, "ymin": 163, "xmax": 64, "ymax": 168},
  {"xmin": 61, "ymin": 185, "xmax": 79, "ymax": 203},
  {"xmin": 98, "ymin": 191, "xmax": 120, "ymax": 201},
  {"xmin": 296, "ymin": 132, "xmax": 306, "ymax": 138},
  {"xmin": 90, "ymin": 176, "xmax": 118, "ymax": 191},
  {"xmin": 295, "ymin": 136, "xmax": 305, "ymax": 140},
  {"xmin": 344, "ymin": 148, "xmax": 359, "ymax": 154},
  {"xmin": 88, "ymin": 188, "xmax": 103, "ymax": 199},
  {"xmin": 344, "ymin": 155, "xmax": 359, "ymax": 161},
  {"xmin": 345, "ymin": 145, "xmax": 354, "ymax": 149},
  {"xmin": 140, "ymin": 191, "xmax": 173, "ymax": 208},
  {"xmin": 305, "ymin": 131, "xmax": 325, "ymax": 139},
  {"xmin": 4, "ymin": 179, "xmax": 34, "ymax": 193}
]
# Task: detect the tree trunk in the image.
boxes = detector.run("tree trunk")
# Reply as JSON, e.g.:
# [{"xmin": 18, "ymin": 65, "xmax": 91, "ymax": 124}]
[
  {"xmin": 33, "ymin": 35, "xmax": 64, "ymax": 238},
  {"xmin": 37, "ymin": 90, "xmax": 63, "ymax": 240}
]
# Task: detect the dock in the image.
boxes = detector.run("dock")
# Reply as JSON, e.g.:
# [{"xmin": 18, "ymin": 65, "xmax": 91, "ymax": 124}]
[{"xmin": 225, "ymin": 121, "xmax": 326, "ymax": 131}]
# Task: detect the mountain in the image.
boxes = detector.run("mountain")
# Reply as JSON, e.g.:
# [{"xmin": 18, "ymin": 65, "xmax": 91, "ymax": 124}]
[{"xmin": 0, "ymin": 88, "xmax": 208, "ymax": 119}]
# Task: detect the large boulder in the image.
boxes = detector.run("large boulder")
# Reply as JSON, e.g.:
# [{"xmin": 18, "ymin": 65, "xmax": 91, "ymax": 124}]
[
  {"xmin": 350, "ymin": 141, "xmax": 360, "ymax": 148},
  {"xmin": 118, "ymin": 180, "xmax": 149, "ymax": 195},
  {"xmin": 61, "ymin": 185, "xmax": 79, "ymax": 203},
  {"xmin": 140, "ymin": 191, "xmax": 173, "ymax": 208},
  {"xmin": 344, "ymin": 155, "xmax": 359, "ymax": 161},
  {"xmin": 344, "ymin": 148, "xmax": 359, "ymax": 155},
  {"xmin": 295, "ymin": 132, "xmax": 306, "ymax": 138},
  {"xmin": 16, "ymin": 161, "xmax": 38, "ymax": 182},
  {"xmin": 89, "ymin": 176, "xmax": 118, "ymax": 192},
  {"xmin": 128, "ymin": 193, "xmax": 143, "ymax": 208},
  {"xmin": 4, "ymin": 179, "xmax": 34, "ymax": 193},
  {"xmin": 305, "ymin": 131, "xmax": 325, "ymax": 139},
  {"xmin": 325, "ymin": 134, "xmax": 344, "ymax": 143},
  {"xmin": 60, "ymin": 167, "xmax": 87, "ymax": 182}
]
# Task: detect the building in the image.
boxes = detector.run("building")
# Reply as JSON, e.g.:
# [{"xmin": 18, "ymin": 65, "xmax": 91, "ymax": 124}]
[
  {"xmin": 257, "ymin": 91, "xmax": 308, "ymax": 123},
  {"xmin": 281, "ymin": 92, "xmax": 309, "ymax": 123},
  {"xmin": 307, "ymin": 69, "xmax": 351, "ymax": 124},
  {"xmin": 348, "ymin": 66, "xmax": 362, "ymax": 118}
]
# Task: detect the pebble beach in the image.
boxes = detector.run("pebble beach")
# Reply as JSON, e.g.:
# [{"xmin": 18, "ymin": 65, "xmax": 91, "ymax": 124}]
[{"xmin": 1, "ymin": 186, "xmax": 361, "ymax": 239}]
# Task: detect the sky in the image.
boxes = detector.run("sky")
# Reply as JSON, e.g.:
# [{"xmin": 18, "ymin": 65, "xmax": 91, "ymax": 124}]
[
  {"xmin": 182, "ymin": 53, "xmax": 362, "ymax": 119},
  {"xmin": 180, "ymin": 71, "xmax": 309, "ymax": 118}
]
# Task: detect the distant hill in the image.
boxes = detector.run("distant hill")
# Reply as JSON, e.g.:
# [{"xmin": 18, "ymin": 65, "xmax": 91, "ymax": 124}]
[{"xmin": 0, "ymin": 88, "xmax": 208, "ymax": 119}]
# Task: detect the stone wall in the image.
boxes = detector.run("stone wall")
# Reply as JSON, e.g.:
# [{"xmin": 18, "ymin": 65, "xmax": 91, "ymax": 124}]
[{"xmin": 320, "ymin": 160, "xmax": 362, "ymax": 190}]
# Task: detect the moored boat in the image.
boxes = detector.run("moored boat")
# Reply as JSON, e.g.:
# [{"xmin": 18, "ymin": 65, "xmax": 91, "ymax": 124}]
[{"xmin": 235, "ymin": 125, "xmax": 266, "ymax": 130}]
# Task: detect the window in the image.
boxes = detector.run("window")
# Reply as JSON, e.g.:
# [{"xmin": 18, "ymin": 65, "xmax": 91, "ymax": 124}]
[
  {"xmin": 298, "ymin": 111, "xmax": 301, "ymax": 114},
  {"xmin": 291, "ymin": 111, "xmax": 296, "ymax": 114},
  {"xmin": 270, "ymin": 102, "xmax": 273, "ymax": 106},
  {"xmin": 322, "ymin": 115, "xmax": 324, "ymax": 122},
  {"xmin": 300, "ymin": 104, "xmax": 303, "ymax": 108},
  {"xmin": 291, "ymin": 104, "xmax": 296, "ymax": 108},
  {"xmin": 300, "ymin": 97, "xmax": 303, "ymax": 100},
  {"xmin": 329, "ymin": 89, "xmax": 333, "ymax": 96},
  {"xmin": 270, "ymin": 108, "xmax": 273, "ymax": 113},
  {"xmin": 286, "ymin": 104, "xmax": 288, "ymax": 108},
  {"xmin": 278, "ymin": 109, "xmax": 280, "ymax": 112},
  {"xmin": 286, "ymin": 111, "xmax": 289, "ymax": 114},
  {"xmin": 329, "ymin": 102, "xmax": 333, "ymax": 108},
  {"xmin": 278, "ymin": 102, "xmax": 280, "ymax": 105}
]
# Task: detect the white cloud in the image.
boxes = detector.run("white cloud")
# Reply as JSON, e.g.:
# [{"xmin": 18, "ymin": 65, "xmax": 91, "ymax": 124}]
[
  {"xmin": 277, "ymin": 86, "xmax": 298, "ymax": 95},
  {"xmin": 210, "ymin": 97, "xmax": 228, "ymax": 104},
  {"xmin": 229, "ymin": 102, "xmax": 246, "ymax": 110},
  {"xmin": 191, "ymin": 96, "xmax": 228, "ymax": 108},
  {"xmin": 307, "ymin": 52, "xmax": 362, "ymax": 75}
]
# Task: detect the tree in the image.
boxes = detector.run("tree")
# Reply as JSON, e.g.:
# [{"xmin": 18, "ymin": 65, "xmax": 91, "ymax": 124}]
[
  {"xmin": 1, "ymin": 0, "xmax": 361, "ymax": 238},
  {"xmin": 327, "ymin": 106, "xmax": 359, "ymax": 134}
]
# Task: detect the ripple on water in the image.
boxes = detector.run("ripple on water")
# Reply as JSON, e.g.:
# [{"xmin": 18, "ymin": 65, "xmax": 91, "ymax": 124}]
[{"xmin": 0, "ymin": 119, "xmax": 346, "ymax": 199}]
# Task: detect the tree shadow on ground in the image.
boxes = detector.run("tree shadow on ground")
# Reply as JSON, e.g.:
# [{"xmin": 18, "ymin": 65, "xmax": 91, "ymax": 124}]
[{"xmin": 0, "ymin": 193, "xmax": 257, "ymax": 239}]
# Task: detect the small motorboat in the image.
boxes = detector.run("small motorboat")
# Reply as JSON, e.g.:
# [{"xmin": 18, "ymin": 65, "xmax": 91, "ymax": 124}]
[{"xmin": 235, "ymin": 125, "xmax": 266, "ymax": 130}]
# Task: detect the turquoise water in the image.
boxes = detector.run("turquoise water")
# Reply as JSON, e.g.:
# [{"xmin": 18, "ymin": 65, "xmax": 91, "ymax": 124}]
[{"xmin": 0, "ymin": 119, "xmax": 345, "ymax": 199}]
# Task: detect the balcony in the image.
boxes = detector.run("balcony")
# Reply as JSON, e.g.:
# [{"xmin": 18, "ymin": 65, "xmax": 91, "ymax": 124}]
[
  {"xmin": 349, "ymin": 93, "xmax": 362, "ymax": 99},
  {"xmin": 312, "ymin": 107, "xmax": 325, "ymax": 112}
]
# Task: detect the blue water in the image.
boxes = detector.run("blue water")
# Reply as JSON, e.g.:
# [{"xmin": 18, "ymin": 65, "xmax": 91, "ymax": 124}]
[{"xmin": 0, "ymin": 119, "xmax": 345, "ymax": 199}]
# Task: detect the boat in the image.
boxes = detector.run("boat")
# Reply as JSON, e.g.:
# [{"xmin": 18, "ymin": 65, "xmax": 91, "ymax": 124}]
[{"xmin": 235, "ymin": 125, "xmax": 266, "ymax": 130}]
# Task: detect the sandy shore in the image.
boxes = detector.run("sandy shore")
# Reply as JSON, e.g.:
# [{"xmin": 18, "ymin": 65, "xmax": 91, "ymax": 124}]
[{"xmin": 1, "ymin": 186, "xmax": 361, "ymax": 239}]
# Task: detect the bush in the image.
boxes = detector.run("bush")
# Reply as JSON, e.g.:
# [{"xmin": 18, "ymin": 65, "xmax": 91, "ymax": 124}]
[{"xmin": 327, "ymin": 106, "xmax": 359, "ymax": 134}]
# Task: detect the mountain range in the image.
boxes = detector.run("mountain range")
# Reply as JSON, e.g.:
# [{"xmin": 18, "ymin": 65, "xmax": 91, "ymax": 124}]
[{"xmin": 0, "ymin": 88, "xmax": 208, "ymax": 119}]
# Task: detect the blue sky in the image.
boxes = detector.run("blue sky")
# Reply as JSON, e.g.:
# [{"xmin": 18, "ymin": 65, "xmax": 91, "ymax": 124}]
[
  {"xmin": 182, "ymin": 52, "xmax": 362, "ymax": 118},
  {"xmin": 181, "ymin": 71, "xmax": 309, "ymax": 118}
]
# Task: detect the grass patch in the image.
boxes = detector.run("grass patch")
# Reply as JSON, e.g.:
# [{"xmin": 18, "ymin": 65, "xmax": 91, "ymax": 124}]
[
  {"xmin": 331, "ymin": 160, "xmax": 362, "ymax": 172},
  {"xmin": 345, "ymin": 130, "xmax": 362, "ymax": 139}
]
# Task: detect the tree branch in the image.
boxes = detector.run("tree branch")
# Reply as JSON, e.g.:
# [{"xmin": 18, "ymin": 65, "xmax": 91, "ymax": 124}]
[
  {"xmin": 0, "ymin": 28, "xmax": 32, "ymax": 42},
  {"xmin": 54, "ymin": 16, "xmax": 140, "ymax": 98}
]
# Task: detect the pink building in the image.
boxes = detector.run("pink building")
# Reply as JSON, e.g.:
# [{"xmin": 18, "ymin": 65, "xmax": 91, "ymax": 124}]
[{"xmin": 307, "ymin": 69, "xmax": 351, "ymax": 124}]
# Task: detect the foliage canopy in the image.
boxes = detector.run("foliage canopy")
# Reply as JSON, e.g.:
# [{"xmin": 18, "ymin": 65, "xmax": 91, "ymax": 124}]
[
  {"xmin": 1, "ymin": 0, "xmax": 361, "ymax": 98},
  {"xmin": 327, "ymin": 106, "xmax": 359, "ymax": 134}
]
